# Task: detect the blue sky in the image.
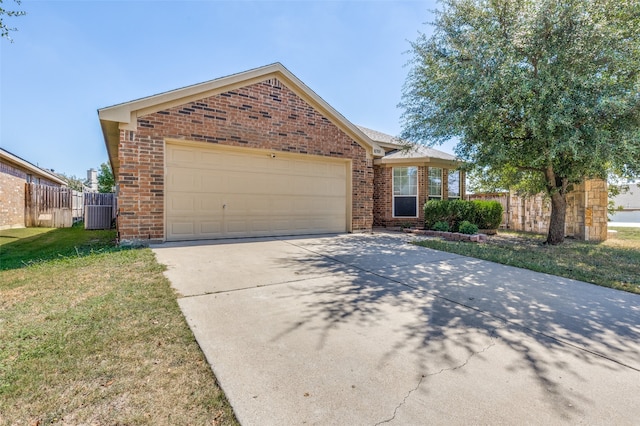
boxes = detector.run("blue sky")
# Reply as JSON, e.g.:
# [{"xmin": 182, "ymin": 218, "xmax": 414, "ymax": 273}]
[{"xmin": 1, "ymin": 0, "xmax": 445, "ymax": 178}]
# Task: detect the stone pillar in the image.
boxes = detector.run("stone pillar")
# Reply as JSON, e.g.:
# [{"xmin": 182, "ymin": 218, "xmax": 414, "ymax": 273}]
[{"xmin": 583, "ymin": 179, "xmax": 608, "ymax": 241}]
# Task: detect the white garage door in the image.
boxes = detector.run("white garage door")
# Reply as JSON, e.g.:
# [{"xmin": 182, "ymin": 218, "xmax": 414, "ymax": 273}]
[{"xmin": 165, "ymin": 142, "xmax": 349, "ymax": 241}]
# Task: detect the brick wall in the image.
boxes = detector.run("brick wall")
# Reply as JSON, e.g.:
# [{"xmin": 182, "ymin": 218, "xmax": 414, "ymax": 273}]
[
  {"xmin": 117, "ymin": 78, "xmax": 373, "ymax": 241},
  {"xmin": 0, "ymin": 170, "xmax": 26, "ymax": 229},
  {"xmin": 373, "ymin": 165, "xmax": 461, "ymax": 229}
]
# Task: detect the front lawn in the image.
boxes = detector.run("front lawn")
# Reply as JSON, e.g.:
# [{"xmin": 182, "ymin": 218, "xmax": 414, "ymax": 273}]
[
  {"xmin": 0, "ymin": 226, "xmax": 116, "ymax": 270},
  {"xmin": 413, "ymin": 227, "xmax": 640, "ymax": 294},
  {"xmin": 0, "ymin": 227, "xmax": 238, "ymax": 424}
]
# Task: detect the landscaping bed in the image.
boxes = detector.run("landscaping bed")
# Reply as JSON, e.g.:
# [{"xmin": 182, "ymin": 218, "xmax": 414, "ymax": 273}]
[{"xmin": 404, "ymin": 227, "xmax": 488, "ymax": 242}]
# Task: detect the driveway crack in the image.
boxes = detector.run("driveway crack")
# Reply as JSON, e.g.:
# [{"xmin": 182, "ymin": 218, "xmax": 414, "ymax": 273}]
[{"xmin": 374, "ymin": 328, "xmax": 497, "ymax": 426}]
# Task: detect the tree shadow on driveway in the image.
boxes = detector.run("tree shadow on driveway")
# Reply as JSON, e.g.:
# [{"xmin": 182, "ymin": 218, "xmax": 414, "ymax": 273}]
[{"xmin": 269, "ymin": 233, "xmax": 640, "ymax": 421}]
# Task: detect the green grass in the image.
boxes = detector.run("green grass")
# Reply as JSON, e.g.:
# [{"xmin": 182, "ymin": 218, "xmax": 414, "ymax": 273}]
[
  {"xmin": 0, "ymin": 228, "xmax": 238, "ymax": 425},
  {"xmin": 413, "ymin": 227, "xmax": 640, "ymax": 294},
  {"xmin": 0, "ymin": 226, "xmax": 117, "ymax": 270}
]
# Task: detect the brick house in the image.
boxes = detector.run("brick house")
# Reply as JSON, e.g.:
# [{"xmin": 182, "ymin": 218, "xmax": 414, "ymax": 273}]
[
  {"xmin": 98, "ymin": 63, "xmax": 463, "ymax": 243},
  {"xmin": 0, "ymin": 147, "xmax": 67, "ymax": 229}
]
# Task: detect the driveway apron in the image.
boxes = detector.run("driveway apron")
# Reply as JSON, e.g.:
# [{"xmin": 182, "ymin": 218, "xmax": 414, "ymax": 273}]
[{"xmin": 152, "ymin": 233, "xmax": 640, "ymax": 425}]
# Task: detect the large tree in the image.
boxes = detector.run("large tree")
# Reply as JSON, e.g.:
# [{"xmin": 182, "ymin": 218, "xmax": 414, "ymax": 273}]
[{"xmin": 401, "ymin": 0, "xmax": 640, "ymax": 244}]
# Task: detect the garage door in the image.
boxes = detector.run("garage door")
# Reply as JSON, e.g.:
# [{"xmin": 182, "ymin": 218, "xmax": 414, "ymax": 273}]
[{"xmin": 165, "ymin": 142, "xmax": 349, "ymax": 241}]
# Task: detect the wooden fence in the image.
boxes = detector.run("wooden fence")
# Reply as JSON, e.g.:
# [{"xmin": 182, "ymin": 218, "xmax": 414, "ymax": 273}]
[
  {"xmin": 25, "ymin": 183, "xmax": 116, "ymax": 229},
  {"xmin": 25, "ymin": 183, "xmax": 75, "ymax": 228}
]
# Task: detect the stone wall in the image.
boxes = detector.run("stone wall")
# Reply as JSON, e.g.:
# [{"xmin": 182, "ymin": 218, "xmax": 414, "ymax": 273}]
[
  {"xmin": 373, "ymin": 166, "xmax": 463, "ymax": 229},
  {"xmin": 508, "ymin": 179, "xmax": 608, "ymax": 241}
]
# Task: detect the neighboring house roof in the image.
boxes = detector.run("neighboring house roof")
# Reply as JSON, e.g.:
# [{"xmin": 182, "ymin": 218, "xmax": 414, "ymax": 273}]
[
  {"xmin": 613, "ymin": 184, "xmax": 640, "ymax": 210},
  {"xmin": 356, "ymin": 126, "xmax": 459, "ymax": 166},
  {"xmin": 0, "ymin": 147, "xmax": 67, "ymax": 186},
  {"xmin": 98, "ymin": 63, "xmax": 385, "ymax": 176}
]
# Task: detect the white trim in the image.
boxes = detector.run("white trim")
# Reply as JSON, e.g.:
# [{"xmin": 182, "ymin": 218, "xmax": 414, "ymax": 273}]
[
  {"xmin": 392, "ymin": 166, "xmax": 419, "ymax": 218},
  {"xmin": 428, "ymin": 167, "xmax": 443, "ymax": 200},
  {"xmin": 448, "ymin": 169, "xmax": 461, "ymax": 199}
]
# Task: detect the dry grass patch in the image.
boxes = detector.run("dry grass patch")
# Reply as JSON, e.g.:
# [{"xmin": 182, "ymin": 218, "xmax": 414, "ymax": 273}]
[
  {"xmin": 0, "ymin": 230, "xmax": 237, "ymax": 425},
  {"xmin": 413, "ymin": 227, "xmax": 640, "ymax": 294}
]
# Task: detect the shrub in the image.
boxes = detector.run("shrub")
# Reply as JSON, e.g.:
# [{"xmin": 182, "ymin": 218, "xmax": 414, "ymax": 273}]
[
  {"xmin": 459, "ymin": 220, "xmax": 479, "ymax": 235},
  {"xmin": 448, "ymin": 199, "xmax": 477, "ymax": 231},
  {"xmin": 424, "ymin": 199, "xmax": 503, "ymax": 231},
  {"xmin": 432, "ymin": 221, "xmax": 450, "ymax": 232},
  {"xmin": 473, "ymin": 201, "xmax": 503, "ymax": 230},
  {"xmin": 425, "ymin": 199, "xmax": 479, "ymax": 232},
  {"xmin": 424, "ymin": 200, "xmax": 450, "ymax": 230}
]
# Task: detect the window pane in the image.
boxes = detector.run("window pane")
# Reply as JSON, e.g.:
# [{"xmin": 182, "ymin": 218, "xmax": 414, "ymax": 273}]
[
  {"xmin": 394, "ymin": 196, "xmax": 417, "ymax": 217},
  {"xmin": 393, "ymin": 167, "xmax": 417, "ymax": 196},
  {"xmin": 393, "ymin": 167, "xmax": 418, "ymax": 217},
  {"xmin": 428, "ymin": 167, "xmax": 442, "ymax": 198},
  {"xmin": 448, "ymin": 170, "xmax": 460, "ymax": 198}
]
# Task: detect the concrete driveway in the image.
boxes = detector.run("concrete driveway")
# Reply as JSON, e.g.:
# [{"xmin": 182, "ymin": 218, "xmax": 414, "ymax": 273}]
[{"xmin": 152, "ymin": 232, "xmax": 640, "ymax": 425}]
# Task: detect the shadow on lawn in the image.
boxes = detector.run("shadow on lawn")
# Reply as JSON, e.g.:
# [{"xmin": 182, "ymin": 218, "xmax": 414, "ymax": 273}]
[
  {"xmin": 270, "ymin": 233, "xmax": 640, "ymax": 420},
  {"xmin": 0, "ymin": 227, "xmax": 118, "ymax": 271}
]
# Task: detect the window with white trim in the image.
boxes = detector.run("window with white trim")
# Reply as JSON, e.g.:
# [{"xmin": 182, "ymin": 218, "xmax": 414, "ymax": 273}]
[
  {"xmin": 448, "ymin": 169, "xmax": 461, "ymax": 199},
  {"xmin": 428, "ymin": 167, "xmax": 442, "ymax": 200},
  {"xmin": 393, "ymin": 166, "xmax": 418, "ymax": 217}
]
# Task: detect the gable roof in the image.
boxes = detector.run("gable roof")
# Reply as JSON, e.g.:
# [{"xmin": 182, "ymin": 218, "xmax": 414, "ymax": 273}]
[
  {"xmin": 0, "ymin": 147, "xmax": 67, "ymax": 186},
  {"xmin": 98, "ymin": 63, "xmax": 384, "ymax": 176},
  {"xmin": 356, "ymin": 126, "xmax": 459, "ymax": 166}
]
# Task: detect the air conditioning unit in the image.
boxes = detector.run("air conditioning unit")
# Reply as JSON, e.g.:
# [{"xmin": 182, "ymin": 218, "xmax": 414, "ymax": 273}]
[{"xmin": 85, "ymin": 205, "xmax": 113, "ymax": 230}]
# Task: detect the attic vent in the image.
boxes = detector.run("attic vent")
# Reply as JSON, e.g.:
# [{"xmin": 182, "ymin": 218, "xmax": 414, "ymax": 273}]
[{"xmin": 265, "ymin": 78, "xmax": 282, "ymax": 88}]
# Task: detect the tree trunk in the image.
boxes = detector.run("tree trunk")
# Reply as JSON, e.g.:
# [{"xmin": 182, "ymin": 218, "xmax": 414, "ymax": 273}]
[{"xmin": 546, "ymin": 191, "xmax": 567, "ymax": 245}]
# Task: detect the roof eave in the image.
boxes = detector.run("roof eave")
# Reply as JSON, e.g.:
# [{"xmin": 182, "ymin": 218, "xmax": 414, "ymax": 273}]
[
  {"xmin": 99, "ymin": 119, "xmax": 121, "ymax": 179},
  {"xmin": 0, "ymin": 149, "xmax": 67, "ymax": 186},
  {"xmin": 374, "ymin": 157, "xmax": 461, "ymax": 167}
]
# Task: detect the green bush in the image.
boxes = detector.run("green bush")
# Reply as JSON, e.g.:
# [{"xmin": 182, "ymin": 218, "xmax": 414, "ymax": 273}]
[
  {"xmin": 448, "ymin": 200, "xmax": 477, "ymax": 231},
  {"xmin": 424, "ymin": 200, "xmax": 450, "ymax": 230},
  {"xmin": 425, "ymin": 199, "xmax": 477, "ymax": 232},
  {"xmin": 473, "ymin": 201, "xmax": 503, "ymax": 229},
  {"xmin": 459, "ymin": 220, "xmax": 479, "ymax": 235},
  {"xmin": 424, "ymin": 199, "xmax": 503, "ymax": 231},
  {"xmin": 432, "ymin": 221, "xmax": 450, "ymax": 232}
]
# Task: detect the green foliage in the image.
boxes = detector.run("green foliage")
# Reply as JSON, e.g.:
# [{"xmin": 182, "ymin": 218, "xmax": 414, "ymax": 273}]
[
  {"xmin": 429, "ymin": 200, "xmax": 473, "ymax": 231},
  {"xmin": 97, "ymin": 162, "xmax": 115, "ymax": 193},
  {"xmin": 424, "ymin": 200, "xmax": 450, "ymax": 230},
  {"xmin": 473, "ymin": 201, "xmax": 504, "ymax": 230},
  {"xmin": 402, "ymin": 0, "xmax": 640, "ymax": 243},
  {"xmin": 425, "ymin": 199, "xmax": 502, "ymax": 231},
  {"xmin": 0, "ymin": 0, "xmax": 26, "ymax": 42},
  {"xmin": 432, "ymin": 221, "xmax": 450, "ymax": 232},
  {"xmin": 458, "ymin": 221, "xmax": 479, "ymax": 235}
]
